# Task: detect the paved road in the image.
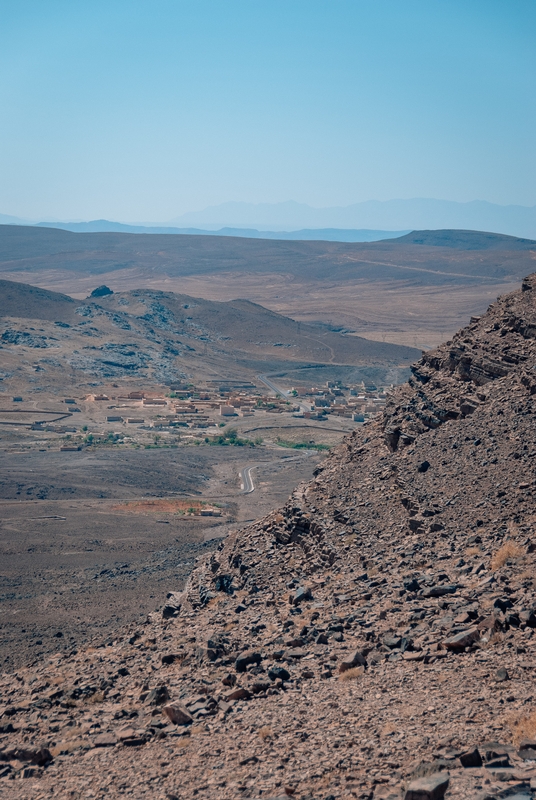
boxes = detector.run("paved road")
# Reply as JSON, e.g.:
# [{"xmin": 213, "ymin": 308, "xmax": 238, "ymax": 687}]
[
  {"xmin": 239, "ymin": 465, "xmax": 257, "ymax": 494},
  {"xmin": 238, "ymin": 451, "xmax": 316, "ymax": 495},
  {"xmin": 257, "ymin": 373, "xmax": 287, "ymax": 396},
  {"xmin": 257, "ymin": 373, "xmax": 312, "ymax": 413}
]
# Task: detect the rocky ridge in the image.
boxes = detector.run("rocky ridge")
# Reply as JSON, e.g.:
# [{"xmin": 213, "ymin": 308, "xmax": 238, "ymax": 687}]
[
  {"xmin": 2, "ymin": 276, "xmax": 536, "ymax": 799},
  {"xmin": 0, "ymin": 279, "xmax": 419, "ymax": 395}
]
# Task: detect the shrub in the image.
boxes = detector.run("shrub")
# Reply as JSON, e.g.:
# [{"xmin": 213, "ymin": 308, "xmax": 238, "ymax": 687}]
[
  {"xmin": 339, "ymin": 666, "xmax": 365, "ymax": 681},
  {"xmin": 508, "ymin": 709, "xmax": 536, "ymax": 746},
  {"xmin": 206, "ymin": 428, "xmax": 256, "ymax": 447},
  {"xmin": 490, "ymin": 540, "xmax": 524, "ymax": 571}
]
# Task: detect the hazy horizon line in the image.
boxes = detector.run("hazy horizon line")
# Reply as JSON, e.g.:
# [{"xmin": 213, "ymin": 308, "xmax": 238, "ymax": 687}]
[{"xmin": 3, "ymin": 196, "xmax": 536, "ymax": 227}]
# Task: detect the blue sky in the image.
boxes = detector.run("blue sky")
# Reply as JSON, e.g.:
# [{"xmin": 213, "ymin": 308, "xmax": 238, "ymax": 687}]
[{"xmin": 1, "ymin": 0, "xmax": 535, "ymax": 221}]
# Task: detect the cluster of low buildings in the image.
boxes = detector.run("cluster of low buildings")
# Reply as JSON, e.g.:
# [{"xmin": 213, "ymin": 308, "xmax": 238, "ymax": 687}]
[
  {"xmin": 295, "ymin": 380, "xmax": 388, "ymax": 422},
  {"xmin": 88, "ymin": 385, "xmax": 301, "ymax": 430},
  {"xmin": 86, "ymin": 379, "xmax": 389, "ymax": 428},
  {"xmin": 11, "ymin": 379, "xmax": 391, "ymax": 453}
]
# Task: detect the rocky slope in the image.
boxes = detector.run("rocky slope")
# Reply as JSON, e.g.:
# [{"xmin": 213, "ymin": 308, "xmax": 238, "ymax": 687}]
[{"xmin": 2, "ymin": 276, "xmax": 536, "ymax": 799}]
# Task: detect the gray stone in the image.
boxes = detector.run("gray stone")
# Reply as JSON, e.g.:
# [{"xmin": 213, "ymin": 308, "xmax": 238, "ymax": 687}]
[
  {"xmin": 235, "ymin": 650, "xmax": 262, "ymax": 672},
  {"xmin": 493, "ymin": 597, "xmax": 513, "ymax": 613},
  {"xmin": 162, "ymin": 702, "xmax": 193, "ymax": 726},
  {"xmin": 161, "ymin": 653, "xmax": 181, "ymax": 665},
  {"xmin": 442, "ymin": 626, "xmax": 480, "ymax": 651},
  {"xmin": 225, "ymin": 687, "xmax": 252, "ymax": 702},
  {"xmin": 250, "ymin": 680, "xmax": 271, "ymax": 694},
  {"xmin": 293, "ymin": 586, "xmax": 312, "ymax": 606},
  {"xmin": 146, "ymin": 685, "xmax": 170, "ymax": 705},
  {"xmin": 283, "ymin": 648, "xmax": 306, "ymax": 660},
  {"xmin": 339, "ymin": 650, "xmax": 367, "ymax": 673},
  {"xmin": 405, "ymin": 772, "xmax": 449, "ymax": 800},
  {"xmin": 93, "ymin": 733, "xmax": 117, "ymax": 747},
  {"xmin": 409, "ymin": 517, "xmax": 426, "ymax": 533},
  {"xmin": 424, "ymin": 585, "xmax": 457, "ymax": 598},
  {"xmin": 268, "ymin": 666, "xmax": 290, "ymax": 681},
  {"xmin": 0, "ymin": 745, "xmax": 52, "ymax": 766},
  {"xmin": 518, "ymin": 743, "xmax": 536, "ymax": 760},
  {"xmin": 459, "ymin": 747, "xmax": 482, "ymax": 768},
  {"xmin": 485, "ymin": 756, "xmax": 510, "ymax": 768},
  {"xmin": 520, "ymin": 609, "xmax": 536, "ymax": 628}
]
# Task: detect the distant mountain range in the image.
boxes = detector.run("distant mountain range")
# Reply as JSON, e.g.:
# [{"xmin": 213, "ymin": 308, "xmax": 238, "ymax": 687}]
[
  {"xmin": 169, "ymin": 199, "xmax": 536, "ymax": 239},
  {"xmin": 36, "ymin": 222, "xmax": 408, "ymax": 243},
  {"xmin": 0, "ymin": 215, "xmax": 407, "ymax": 243},
  {"xmin": 2, "ymin": 197, "xmax": 536, "ymax": 240}
]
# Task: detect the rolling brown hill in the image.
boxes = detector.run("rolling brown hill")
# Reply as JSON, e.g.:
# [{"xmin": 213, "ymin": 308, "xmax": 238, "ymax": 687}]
[
  {"xmin": 0, "ymin": 224, "xmax": 534, "ymax": 283},
  {"xmin": 0, "ymin": 279, "xmax": 420, "ymax": 397},
  {"xmin": 0, "ymin": 279, "xmax": 78, "ymax": 322},
  {"xmin": 1, "ymin": 225, "xmax": 534, "ymax": 350},
  {"xmin": 395, "ymin": 228, "xmax": 536, "ymax": 250}
]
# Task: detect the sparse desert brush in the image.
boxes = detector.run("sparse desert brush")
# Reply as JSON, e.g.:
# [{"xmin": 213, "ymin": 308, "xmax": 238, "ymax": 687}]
[
  {"xmin": 381, "ymin": 722, "xmax": 398, "ymax": 736},
  {"xmin": 175, "ymin": 737, "xmax": 190, "ymax": 749},
  {"xmin": 490, "ymin": 540, "xmax": 524, "ymax": 570},
  {"xmin": 507, "ymin": 520, "xmax": 520, "ymax": 537},
  {"xmin": 507, "ymin": 709, "xmax": 536, "ymax": 746},
  {"xmin": 87, "ymin": 691, "xmax": 105, "ymax": 705},
  {"xmin": 258, "ymin": 725, "xmax": 273, "ymax": 740},
  {"xmin": 465, "ymin": 546, "xmax": 481, "ymax": 557},
  {"xmin": 519, "ymin": 568, "xmax": 536, "ymax": 586},
  {"xmin": 339, "ymin": 666, "xmax": 365, "ymax": 681}
]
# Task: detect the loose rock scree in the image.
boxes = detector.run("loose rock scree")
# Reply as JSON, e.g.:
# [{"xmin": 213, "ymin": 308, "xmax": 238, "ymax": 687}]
[{"xmin": 2, "ymin": 276, "xmax": 536, "ymax": 798}]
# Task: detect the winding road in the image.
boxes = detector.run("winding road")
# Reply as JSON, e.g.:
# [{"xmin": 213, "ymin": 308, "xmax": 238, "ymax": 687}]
[
  {"xmin": 238, "ymin": 374, "xmax": 324, "ymax": 496},
  {"xmin": 239, "ymin": 465, "xmax": 257, "ymax": 494}
]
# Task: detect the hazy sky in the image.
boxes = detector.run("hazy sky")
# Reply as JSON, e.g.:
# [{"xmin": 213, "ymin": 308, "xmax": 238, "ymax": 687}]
[{"xmin": 1, "ymin": 1, "xmax": 535, "ymax": 221}]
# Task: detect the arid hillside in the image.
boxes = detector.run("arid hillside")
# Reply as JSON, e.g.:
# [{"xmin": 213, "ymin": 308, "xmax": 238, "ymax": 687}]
[
  {"xmin": 1, "ymin": 225, "xmax": 534, "ymax": 348},
  {"xmin": 1, "ymin": 276, "xmax": 536, "ymax": 799},
  {"xmin": 0, "ymin": 279, "xmax": 419, "ymax": 397},
  {"xmin": 0, "ymin": 225, "xmax": 534, "ymax": 282}
]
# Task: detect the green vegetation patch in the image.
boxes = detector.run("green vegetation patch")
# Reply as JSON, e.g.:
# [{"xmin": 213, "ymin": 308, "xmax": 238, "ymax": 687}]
[
  {"xmin": 203, "ymin": 428, "xmax": 262, "ymax": 447},
  {"xmin": 276, "ymin": 438, "xmax": 330, "ymax": 452}
]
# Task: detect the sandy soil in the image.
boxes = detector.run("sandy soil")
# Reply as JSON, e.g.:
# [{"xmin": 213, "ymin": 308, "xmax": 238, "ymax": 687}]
[{"xmin": 0, "ymin": 446, "xmax": 322, "ymax": 671}]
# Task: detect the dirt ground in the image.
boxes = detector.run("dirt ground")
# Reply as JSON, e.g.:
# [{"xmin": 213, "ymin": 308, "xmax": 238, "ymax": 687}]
[{"xmin": 0, "ymin": 446, "xmax": 322, "ymax": 671}]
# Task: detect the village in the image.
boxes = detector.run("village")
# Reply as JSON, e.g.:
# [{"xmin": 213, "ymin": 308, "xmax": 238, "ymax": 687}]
[
  {"xmin": 0, "ymin": 378, "xmax": 390, "ymax": 454},
  {"xmin": 51, "ymin": 378, "xmax": 388, "ymax": 445}
]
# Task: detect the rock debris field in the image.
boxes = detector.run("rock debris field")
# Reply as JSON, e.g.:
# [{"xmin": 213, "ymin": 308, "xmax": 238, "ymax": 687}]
[{"xmin": 2, "ymin": 275, "xmax": 536, "ymax": 799}]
